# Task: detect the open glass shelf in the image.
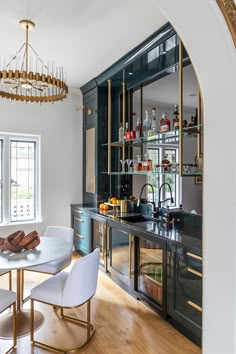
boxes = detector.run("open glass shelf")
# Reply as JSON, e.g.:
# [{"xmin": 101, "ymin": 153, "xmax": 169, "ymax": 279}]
[
  {"xmin": 101, "ymin": 124, "xmax": 203, "ymax": 147},
  {"xmin": 101, "ymin": 171, "xmax": 202, "ymax": 177}
]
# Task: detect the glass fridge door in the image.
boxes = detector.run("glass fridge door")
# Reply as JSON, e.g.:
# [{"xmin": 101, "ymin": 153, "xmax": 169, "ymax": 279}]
[{"xmin": 137, "ymin": 237, "xmax": 166, "ymax": 315}]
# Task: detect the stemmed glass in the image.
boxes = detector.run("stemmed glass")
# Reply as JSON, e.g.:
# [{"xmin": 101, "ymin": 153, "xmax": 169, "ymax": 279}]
[
  {"xmin": 126, "ymin": 159, "xmax": 133, "ymax": 173},
  {"xmin": 120, "ymin": 159, "xmax": 126, "ymax": 173}
]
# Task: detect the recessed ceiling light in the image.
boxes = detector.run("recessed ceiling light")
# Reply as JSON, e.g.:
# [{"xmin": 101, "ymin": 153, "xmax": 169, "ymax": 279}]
[{"xmin": 128, "ymin": 72, "xmax": 133, "ymax": 75}]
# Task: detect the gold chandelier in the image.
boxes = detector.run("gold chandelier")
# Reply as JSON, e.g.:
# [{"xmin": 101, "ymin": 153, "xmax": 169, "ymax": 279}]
[{"xmin": 0, "ymin": 20, "xmax": 68, "ymax": 103}]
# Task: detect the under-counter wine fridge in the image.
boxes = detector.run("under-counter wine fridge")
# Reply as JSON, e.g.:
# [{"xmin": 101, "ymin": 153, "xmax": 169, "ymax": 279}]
[
  {"xmin": 135, "ymin": 236, "xmax": 167, "ymax": 317},
  {"xmin": 92, "ymin": 218, "xmax": 107, "ymax": 271}
]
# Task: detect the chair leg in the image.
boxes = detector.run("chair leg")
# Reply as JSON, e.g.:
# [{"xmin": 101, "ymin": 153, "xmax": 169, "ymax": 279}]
[
  {"xmin": 30, "ymin": 298, "xmax": 34, "ymax": 342},
  {"xmin": 60, "ymin": 307, "xmax": 64, "ymax": 317},
  {"xmin": 13, "ymin": 302, "xmax": 16, "ymax": 347},
  {"xmin": 87, "ymin": 299, "xmax": 90, "ymax": 341},
  {"xmin": 8, "ymin": 271, "xmax": 12, "ymax": 291},
  {"xmin": 21, "ymin": 270, "xmax": 24, "ymax": 303}
]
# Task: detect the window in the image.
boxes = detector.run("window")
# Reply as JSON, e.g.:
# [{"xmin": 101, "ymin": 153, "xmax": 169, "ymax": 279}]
[
  {"xmin": 147, "ymin": 146, "xmax": 179, "ymax": 209},
  {"xmin": 0, "ymin": 133, "xmax": 40, "ymax": 224}
]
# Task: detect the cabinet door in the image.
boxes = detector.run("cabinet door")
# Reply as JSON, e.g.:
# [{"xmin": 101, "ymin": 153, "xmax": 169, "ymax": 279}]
[
  {"xmin": 108, "ymin": 226, "xmax": 132, "ymax": 288},
  {"xmin": 135, "ymin": 236, "xmax": 167, "ymax": 318},
  {"xmin": 168, "ymin": 244, "xmax": 202, "ymax": 344},
  {"xmin": 73, "ymin": 210, "xmax": 90, "ymax": 255}
]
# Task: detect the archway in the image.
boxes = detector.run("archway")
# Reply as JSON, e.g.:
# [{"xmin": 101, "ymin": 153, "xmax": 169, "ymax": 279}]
[{"xmin": 150, "ymin": 0, "xmax": 236, "ymax": 353}]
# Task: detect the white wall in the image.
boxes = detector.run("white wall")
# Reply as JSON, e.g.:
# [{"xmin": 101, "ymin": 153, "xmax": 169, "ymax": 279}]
[
  {"xmin": 0, "ymin": 90, "xmax": 83, "ymax": 236},
  {"xmin": 150, "ymin": 0, "xmax": 236, "ymax": 353}
]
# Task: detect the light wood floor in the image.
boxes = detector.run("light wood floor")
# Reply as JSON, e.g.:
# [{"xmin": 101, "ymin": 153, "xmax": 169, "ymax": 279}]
[{"xmin": 0, "ymin": 252, "xmax": 201, "ymax": 354}]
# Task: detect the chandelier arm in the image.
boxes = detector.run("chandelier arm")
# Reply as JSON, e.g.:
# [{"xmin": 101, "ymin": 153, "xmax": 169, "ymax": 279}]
[
  {"xmin": 28, "ymin": 44, "xmax": 48, "ymax": 72},
  {"xmin": 20, "ymin": 48, "xmax": 27, "ymax": 73},
  {"xmin": 5, "ymin": 43, "xmax": 26, "ymax": 69}
]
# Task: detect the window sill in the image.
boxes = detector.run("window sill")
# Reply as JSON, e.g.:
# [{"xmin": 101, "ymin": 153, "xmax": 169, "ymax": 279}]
[{"xmin": 0, "ymin": 219, "xmax": 43, "ymax": 228}]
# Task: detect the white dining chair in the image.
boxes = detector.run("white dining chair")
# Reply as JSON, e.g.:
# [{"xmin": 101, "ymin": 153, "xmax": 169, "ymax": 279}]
[
  {"xmin": 0, "ymin": 288, "xmax": 17, "ymax": 354},
  {"xmin": 30, "ymin": 248, "xmax": 100, "ymax": 353},
  {"xmin": 21, "ymin": 226, "xmax": 74, "ymax": 303},
  {"xmin": 0, "ymin": 271, "xmax": 12, "ymax": 290}
]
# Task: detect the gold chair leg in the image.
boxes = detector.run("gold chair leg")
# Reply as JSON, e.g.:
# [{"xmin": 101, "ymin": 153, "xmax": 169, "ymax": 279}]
[
  {"xmin": 9, "ymin": 271, "xmax": 12, "ymax": 291},
  {"xmin": 21, "ymin": 270, "xmax": 24, "ymax": 303},
  {"xmin": 60, "ymin": 307, "xmax": 64, "ymax": 317},
  {"xmin": 87, "ymin": 299, "xmax": 90, "ymax": 341},
  {"xmin": 13, "ymin": 302, "xmax": 16, "ymax": 347},
  {"xmin": 30, "ymin": 298, "xmax": 34, "ymax": 342}
]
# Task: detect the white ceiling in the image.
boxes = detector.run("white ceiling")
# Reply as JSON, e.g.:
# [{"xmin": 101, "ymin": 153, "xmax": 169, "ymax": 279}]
[{"xmin": 0, "ymin": 0, "xmax": 167, "ymax": 89}]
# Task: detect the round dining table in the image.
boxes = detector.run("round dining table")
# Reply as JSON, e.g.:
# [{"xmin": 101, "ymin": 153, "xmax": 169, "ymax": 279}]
[{"xmin": 0, "ymin": 236, "xmax": 72, "ymax": 338}]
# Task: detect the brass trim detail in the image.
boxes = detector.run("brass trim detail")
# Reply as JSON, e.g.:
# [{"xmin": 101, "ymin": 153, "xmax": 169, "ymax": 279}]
[
  {"xmin": 187, "ymin": 267, "xmax": 203, "ymax": 278},
  {"xmin": 30, "ymin": 297, "xmax": 95, "ymax": 353},
  {"xmin": 178, "ymin": 38, "xmax": 183, "ymax": 177},
  {"xmin": 186, "ymin": 252, "xmax": 203, "ymax": 261},
  {"xmin": 122, "ymin": 71, "xmax": 126, "ymax": 160},
  {"xmin": 187, "ymin": 300, "xmax": 202, "ymax": 312},
  {"xmin": 75, "ymin": 233, "xmax": 84, "ymax": 239},
  {"xmin": 216, "ymin": 0, "xmax": 236, "ymax": 47},
  {"xmin": 107, "ymin": 80, "xmax": 111, "ymax": 175},
  {"xmin": 75, "ymin": 217, "xmax": 84, "ymax": 223}
]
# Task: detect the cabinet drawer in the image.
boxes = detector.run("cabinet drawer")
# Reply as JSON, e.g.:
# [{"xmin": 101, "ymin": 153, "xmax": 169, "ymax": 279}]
[{"xmin": 73, "ymin": 210, "xmax": 90, "ymax": 254}]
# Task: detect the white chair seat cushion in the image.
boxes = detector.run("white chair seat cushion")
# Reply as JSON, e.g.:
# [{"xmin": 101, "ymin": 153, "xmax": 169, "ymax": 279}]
[
  {"xmin": 25, "ymin": 254, "xmax": 71, "ymax": 274},
  {"xmin": 0, "ymin": 289, "xmax": 16, "ymax": 312},
  {"xmin": 31, "ymin": 272, "xmax": 68, "ymax": 306}
]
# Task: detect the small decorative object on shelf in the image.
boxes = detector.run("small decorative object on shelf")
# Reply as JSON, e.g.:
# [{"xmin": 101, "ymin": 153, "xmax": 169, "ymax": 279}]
[
  {"xmin": 125, "ymin": 122, "xmax": 130, "ymax": 140},
  {"xmin": 0, "ymin": 230, "xmax": 40, "ymax": 253},
  {"xmin": 118, "ymin": 123, "xmax": 124, "ymax": 142},
  {"xmin": 150, "ymin": 107, "xmax": 158, "ymax": 134},
  {"xmin": 160, "ymin": 112, "xmax": 170, "ymax": 132},
  {"xmin": 135, "ymin": 117, "xmax": 142, "ymax": 138},
  {"xmin": 143, "ymin": 110, "xmax": 151, "ymax": 136},
  {"xmin": 173, "ymin": 104, "xmax": 179, "ymax": 130}
]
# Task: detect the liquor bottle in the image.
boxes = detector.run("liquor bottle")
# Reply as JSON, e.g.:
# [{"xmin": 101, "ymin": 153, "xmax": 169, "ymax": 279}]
[
  {"xmin": 135, "ymin": 117, "xmax": 142, "ymax": 138},
  {"xmin": 143, "ymin": 110, "xmax": 151, "ymax": 136},
  {"xmin": 161, "ymin": 154, "xmax": 170, "ymax": 172},
  {"xmin": 118, "ymin": 123, "xmax": 124, "ymax": 142},
  {"xmin": 150, "ymin": 107, "xmax": 158, "ymax": 133},
  {"xmin": 125, "ymin": 122, "xmax": 130, "ymax": 140},
  {"xmin": 173, "ymin": 104, "xmax": 179, "ymax": 130},
  {"xmin": 160, "ymin": 112, "xmax": 170, "ymax": 132}
]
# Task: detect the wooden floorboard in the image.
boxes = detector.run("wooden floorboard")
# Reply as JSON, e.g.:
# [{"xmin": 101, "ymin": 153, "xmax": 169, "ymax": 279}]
[{"xmin": 0, "ymin": 252, "xmax": 201, "ymax": 354}]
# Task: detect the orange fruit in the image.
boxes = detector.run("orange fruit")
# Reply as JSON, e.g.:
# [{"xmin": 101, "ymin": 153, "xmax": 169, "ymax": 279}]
[
  {"xmin": 103, "ymin": 204, "xmax": 109, "ymax": 210},
  {"xmin": 99, "ymin": 203, "xmax": 104, "ymax": 209}
]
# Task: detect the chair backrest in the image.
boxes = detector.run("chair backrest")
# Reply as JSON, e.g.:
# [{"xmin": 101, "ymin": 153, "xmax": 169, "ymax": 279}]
[
  {"xmin": 44, "ymin": 226, "xmax": 74, "ymax": 251},
  {"xmin": 62, "ymin": 248, "xmax": 100, "ymax": 307}
]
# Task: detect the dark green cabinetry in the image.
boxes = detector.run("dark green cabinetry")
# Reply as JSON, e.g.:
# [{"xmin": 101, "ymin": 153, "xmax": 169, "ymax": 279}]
[
  {"xmin": 71, "ymin": 207, "xmax": 91, "ymax": 255},
  {"xmin": 167, "ymin": 242, "xmax": 202, "ymax": 346}
]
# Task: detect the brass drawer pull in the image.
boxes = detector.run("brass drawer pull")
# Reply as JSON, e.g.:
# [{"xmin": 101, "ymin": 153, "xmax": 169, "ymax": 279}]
[
  {"xmin": 187, "ymin": 267, "xmax": 202, "ymax": 278},
  {"xmin": 75, "ymin": 217, "xmax": 84, "ymax": 223},
  {"xmin": 186, "ymin": 252, "xmax": 202, "ymax": 261},
  {"xmin": 187, "ymin": 300, "xmax": 202, "ymax": 312},
  {"xmin": 75, "ymin": 233, "xmax": 84, "ymax": 239},
  {"xmin": 74, "ymin": 210, "xmax": 83, "ymax": 215}
]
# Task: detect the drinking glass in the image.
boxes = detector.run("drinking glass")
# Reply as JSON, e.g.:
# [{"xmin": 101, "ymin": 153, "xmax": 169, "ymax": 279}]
[
  {"xmin": 126, "ymin": 159, "xmax": 133, "ymax": 173},
  {"xmin": 120, "ymin": 159, "xmax": 126, "ymax": 173}
]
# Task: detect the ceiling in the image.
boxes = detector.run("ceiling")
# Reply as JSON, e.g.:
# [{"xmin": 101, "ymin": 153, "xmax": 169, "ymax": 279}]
[{"xmin": 0, "ymin": 0, "xmax": 167, "ymax": 89}]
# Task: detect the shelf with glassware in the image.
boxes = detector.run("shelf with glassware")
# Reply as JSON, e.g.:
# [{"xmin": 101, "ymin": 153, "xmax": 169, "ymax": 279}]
[{"xmin": 101, "ymin": 124, "xmax": 203, "ymax": 177}]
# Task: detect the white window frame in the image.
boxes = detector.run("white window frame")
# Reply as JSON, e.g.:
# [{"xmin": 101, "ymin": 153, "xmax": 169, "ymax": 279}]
[
  {"xmin": 147, "ymin": 145, "xmax": 180, "ymax": 209},
  {"xmin": 0, "ymin": 132, "xmax": 41, "ymax": 225}
]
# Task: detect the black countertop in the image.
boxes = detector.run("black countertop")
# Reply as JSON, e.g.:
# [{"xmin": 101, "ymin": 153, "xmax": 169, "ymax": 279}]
[{"xmin": 71, "ymin": 204, "xmax": 202, "ymax": 251}]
